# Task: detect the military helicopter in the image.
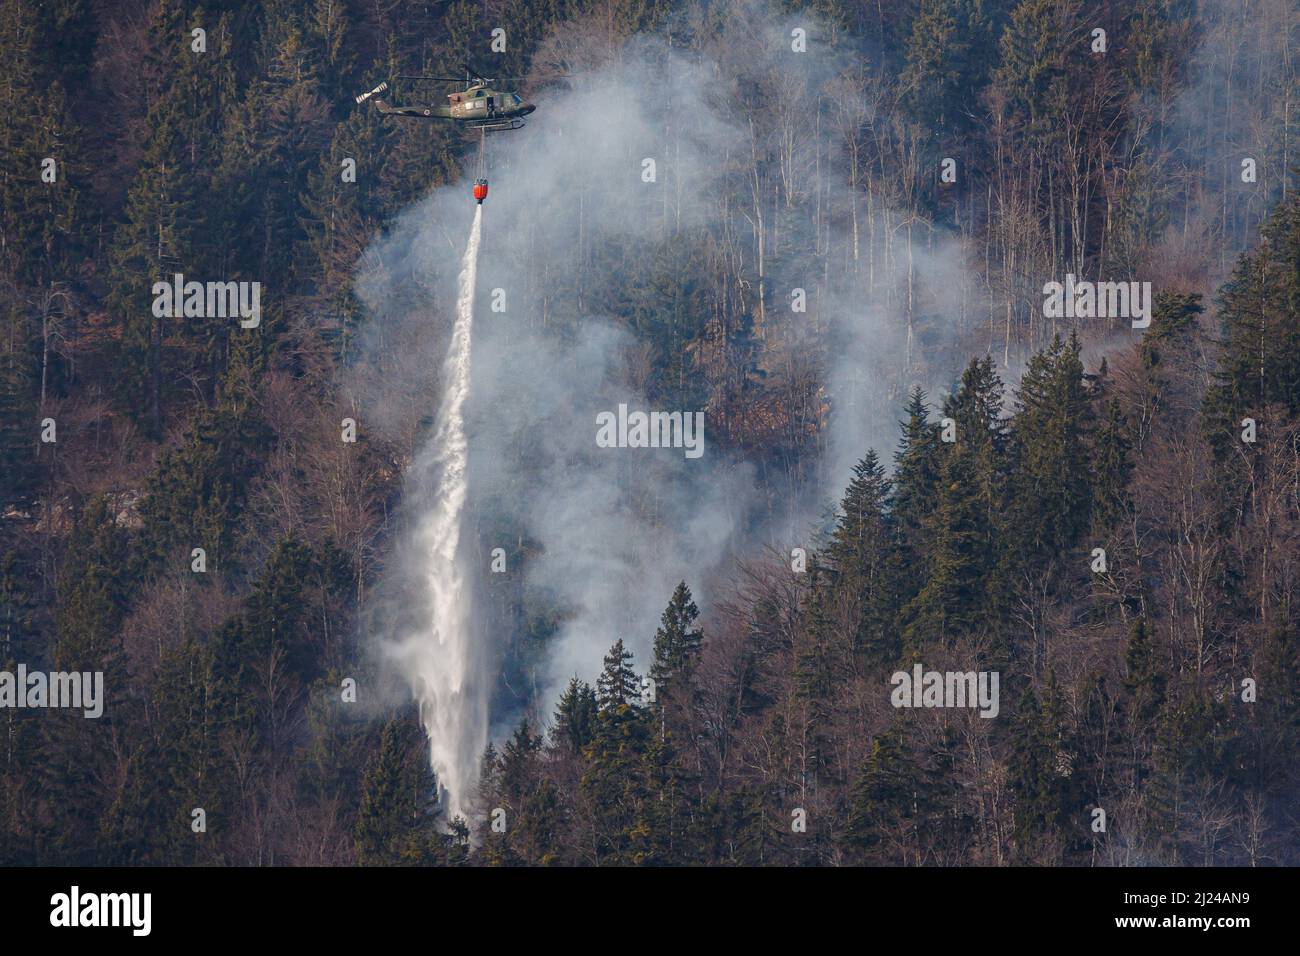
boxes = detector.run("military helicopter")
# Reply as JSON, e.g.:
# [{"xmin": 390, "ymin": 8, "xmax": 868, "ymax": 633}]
[{"xmin": 355, "ymin": 62, "xmax": 536, "ymax": 132}]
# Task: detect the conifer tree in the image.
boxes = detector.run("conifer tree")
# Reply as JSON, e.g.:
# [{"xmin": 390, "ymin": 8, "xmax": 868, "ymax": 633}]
[
  {"xmin": 40, "ymin": 497, "xmax": 131, "ymax": 863},
  {"xmin": 845, "ymin": 722, "xmax": 937, "ymax": 864},
  {"xmin": 595, "ymin": 638, "xmax": 640, "ymax": 712},
  {"xmin": 905, "ymin": 358, "xmax": 1007, "ymax": 647},
  {"xmin": 994, "ymin": 0, "xmax": 1083, "ymax": 145},
  {"xmin": 355, "ymin": 716, "xmax": 446, "ymax": 865},
  {"xmin": 1011, "ymin": 333, "xmax": 1093, "ymax": 560},
  {"xmin": 1091, "ymin": 397, "xmax": 1132, "ymax": 532},
  {"xmin": 136, "ymin": 398, "xmax": 270, "ymax": 574},
  {"xmin": 892, "ymin": 387, "xmax": 941, "ymax": 576},
  {"xmin": 902, "ymin": 0, "xmax": 996, "ymax": 137},
  {"xmin": 650, "ymin": 581, "xmax": 703, "ymax": 687},
  {"xmin": 1207, "ymin": 192, "xmax": 1300, "ymax": 420},
  {"xmin": 552, "ymin": 677, "xmax": 598, "ymax": 755},
  {"xmin": 826, "ymin": 449, "xmax": 901, "ymax": 661},
  {"xmin": 1009, "ymin": 673, "xmax": 1080, "ymax": 861},
  {"xmin": 1121, "ymin": 616, "xmax": 1164, "ymax": 789},
  {"xmin": 584, "ymin": 641, "xmax": 650, "ymax": 862}
]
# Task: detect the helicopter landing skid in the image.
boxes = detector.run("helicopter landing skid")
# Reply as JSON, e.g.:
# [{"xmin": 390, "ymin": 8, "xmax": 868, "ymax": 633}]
[{"xmin": 467, "ymin": 119, "xmax": 527, "ymax": 132}]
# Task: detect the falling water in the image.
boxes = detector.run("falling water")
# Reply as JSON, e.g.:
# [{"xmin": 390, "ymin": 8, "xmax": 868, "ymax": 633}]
[{"xmin": 404, "ymin": 205, "xmax": 485, "ymax": 822}]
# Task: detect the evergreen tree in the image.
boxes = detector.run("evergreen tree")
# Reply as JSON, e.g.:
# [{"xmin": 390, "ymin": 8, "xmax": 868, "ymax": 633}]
[
  {"xmin": 844, "ymin": 721, "xmax": 940, "ymax": 865},
  {"xmin": 1091, "ymin": 397, "xmax": 1132, "ymax": 531},
  {"xmin": 826, "ymin": 449, "xmax": 902, "ymax": 662},
  {"xmin": 583, "ymin": 640, "xmax": 650, "ymax": 862},
  {"xmin": 595, "ymin": 638, "xmax": 640, "ymax": 712},
  {"xmin": 1120, "ymin": 616, "xmax": 1164, "ymax": 791},
  {"xmin": 902, "ymin": 0, "xmax": 997, "ymax": 137},
  {"xmin": 650, "ymin": 581, "xmax": 703, "ymax": 687},
  {"xmin": 0, "ymin": 550, "xmax": 39, "ymax": 863},
  {"xmin": 136, "ymin": 397, "xmax": 270, "ymax": 575},
  {"xmin": 905, "ymin": 358, "xmax": 1007, "ymax": 647},
  {"xmin": 499, "ymin": 716, "xmax": 542, "ymax": 799},
  {"xmin": 892, "ymin": 387, "xmax": 941, "ymax": 576},
  {"xmin": 40, "ymin": 497, "xmax": 131, "ymax": 863},
  {"xmin": 1010, "ymin": 333, "xmax": 1093, "ymax": 561},
  {"xmin": 105, "ymin": 0, "xmax": 212, "ymax": 432},
  {"xmin": 298, "ymin": 106, "xmax": 386, "ymax": 357},
  {"xmin": 994, "ymin": 0, "xmax": 1083, "ymax": 145},
  {"xmin": 552, "ymin": 677, "xmax": 598, "ymax": 755},
  {"xmin": 216, "ymin": 13, "xmax": 333, "ymax": 285},
  {"xmin": 1145, "ymin": 687, "xmax": 1234, "ymax": 863},
  {"xmin": 0, "ymin": 340, "xmax": 37, "ymax": 508},
  {"xmin": 1009, "ymin": 673, "xmax": 1080, "ymax": 862},
  {"xmin": 1207, "ymin": 192, "xmax": 1300, "ymax": 420},
  {"xmin": 355, "ymin": 716, "xmax": 448, "ymax": 865}
]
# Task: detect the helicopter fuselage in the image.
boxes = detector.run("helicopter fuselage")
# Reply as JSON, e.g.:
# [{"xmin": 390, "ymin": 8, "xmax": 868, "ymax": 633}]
[{"xmin": 375, "ymin": 83, "xmax": 535, "ymax": 130}]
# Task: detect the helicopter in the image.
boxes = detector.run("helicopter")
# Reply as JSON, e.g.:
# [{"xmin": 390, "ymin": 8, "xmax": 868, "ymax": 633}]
[{"xmin": 355, "ymin": 62, "xmax": 536, "ymax": 132}]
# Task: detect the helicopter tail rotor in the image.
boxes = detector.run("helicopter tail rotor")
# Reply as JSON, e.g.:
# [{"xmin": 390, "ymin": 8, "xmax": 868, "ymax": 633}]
[{"xmin": 354, "ymin": 81, "xmax": 389, "ymax": 104}]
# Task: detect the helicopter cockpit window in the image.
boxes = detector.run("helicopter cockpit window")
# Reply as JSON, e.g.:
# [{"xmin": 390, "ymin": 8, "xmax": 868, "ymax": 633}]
[{"xmin": 475, "ymin": 90, "xmax": 485, "ymax": 97}]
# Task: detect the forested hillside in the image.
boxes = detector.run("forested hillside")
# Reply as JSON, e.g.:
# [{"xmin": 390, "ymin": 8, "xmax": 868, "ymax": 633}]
[{"xmin": 1, "ymin": 0, "xmax": 1298, "ymax": 865}]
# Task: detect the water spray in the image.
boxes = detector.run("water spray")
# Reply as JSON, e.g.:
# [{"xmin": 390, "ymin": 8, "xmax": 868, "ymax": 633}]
[{"xmin": 404, "ymin": 205, "xmax": 485, "ymax": 821}]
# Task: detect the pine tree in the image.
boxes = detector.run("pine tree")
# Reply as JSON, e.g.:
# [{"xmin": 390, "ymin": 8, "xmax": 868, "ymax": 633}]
[
  {"xmin": 1207, "ymin": 192, "xmax": 1300, "ymax": 420},
  {"xmin": 514, "ymin": 777, "xmax": 562, "ymax": 865},
  {"xmin": 844, "ymin": 721, "xmax": 938, "ymax": 865},
  {"xmin": 499, "ymin": 717, "xmax": 542, "ymax": 799},
  {"xmin": 1202, "ymin": 190, "xmax": 1300, "ymax": 531},
  {"xmin": 135, "ymin": 398, "xmax": 270, "ymax": 575},
  {"xmin": 40, "ymin": 497, "xmax": 131, "ymax": 863},
  {"xmin": 298, "ymin": 106, "xmax": 386, "ymax": 358},
  {"xmin": 795, "ymin": 561, "xmax": 839, "ymax": 710},
  {"xmin": 52, "ymin": 497, "xmax": 129, "ymax": 674},
  {"xmin": 584, "ymin": 640, "xmax": 650, "ymax": 862},
  {"xmin": 1091, "ymin": 397, "xmax": 1132, "ymax": 532},
  {"xmin": 1251, "ymin": 617, "xmax": 1300, "ymax": 795},
  {"xmin": 902, "ymin": 0, "xmax": 996, "ymax": 137},
  {"xmin": 1146, "ymin": 687, "xmax": 1234, "ymax": 863},
  {"xmin": 650, "ymin": 582, "xmax": 703, "ymax": 687},
  {"xmin": 305, "ymin": 0, "xmax": 354, "ymax": 109},
  {"xmin": 595, "ymin": 638, "xmax": 640, "ymax": 712},
  {"xmin": 104, "ymin": 0, "xmax": 216, "ymax": 432},
  {"xmin": 1121, "ymin": 616, "xmax": 1164, "ymax": 790},
  {"xmin": 216, "ymin": 14, "xmax": 333, "ymax": 285},
  {"xmin": 904, "ymin": 358, "xmax": 1007, "ymax": 648},
  {"xmin": 355, "ymin": 716, "xmax": 447, "ymax": 865},
  {"xmin": 1010, "ymin": 333, "xmax": 1094, "ymax": 560},
  {"xmin": 241, "ymin": 537, "xmax": 323, "ymax": 683},
  {"xmin": 0, "ymin": 1, "xmax": 84, "ymax": 288},
  {"xmin": 825, "ymin": 449, "xmax": 901, "ymax": 662},
  {"xmin": 0, "ymin": 550, "xmax": 39, "ymax": 863},
  {"xmin": 0, "ymin": 335, "xmax": 37, "ymax": 508},
  {"xmin": 1009, "ymin": 673, "xmax": 1080, "ymax": 862},
  {"xmin": 994, "ymin": 0, "xmax": 1083, "ymax": 145},
  {"xmin": 552, "ymin": 677, "xmax": 598, "ymax": 755},
  {"xmin": 629, "ymin": 723, "xmax": 695, "ymax": 865},
  {"xmin": 892, "ymin": 386, "xmax": 941, "ymax": 578}
]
